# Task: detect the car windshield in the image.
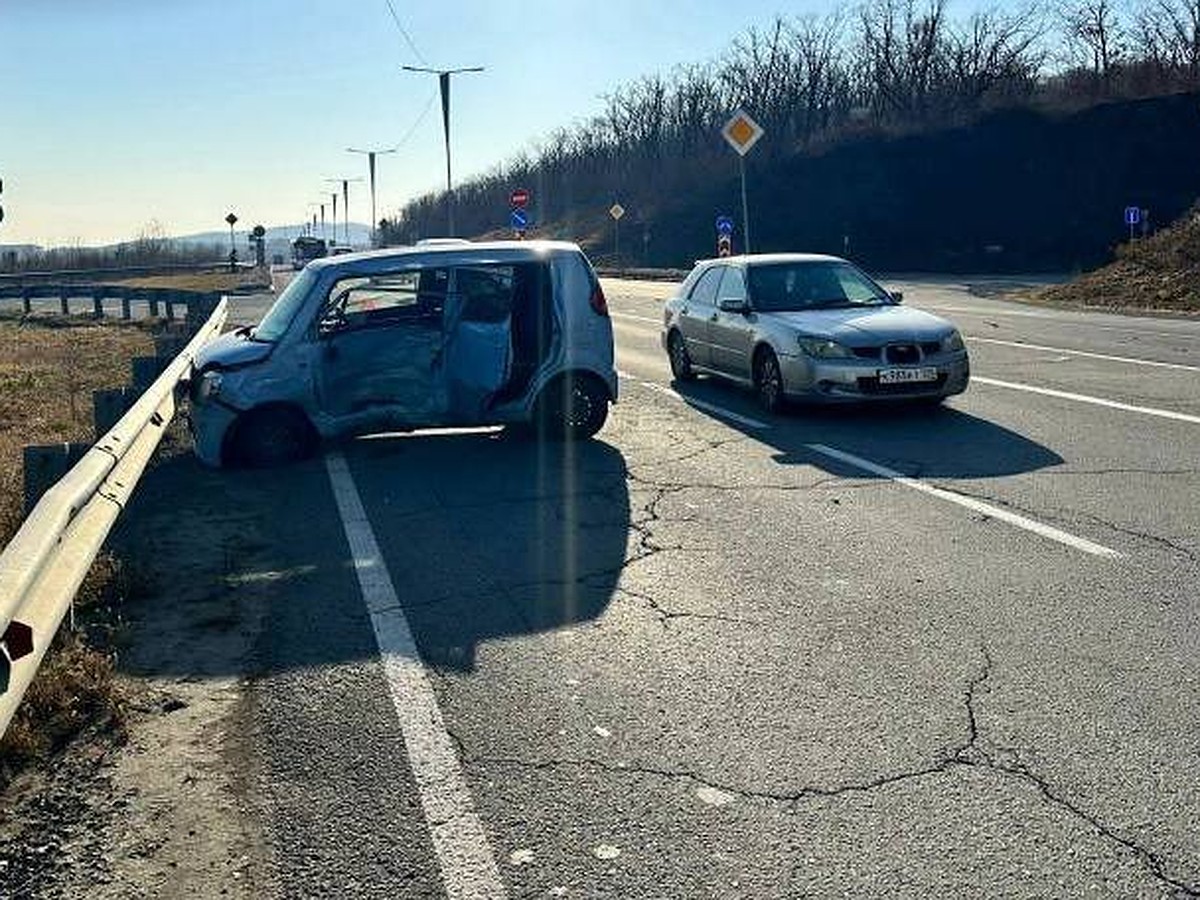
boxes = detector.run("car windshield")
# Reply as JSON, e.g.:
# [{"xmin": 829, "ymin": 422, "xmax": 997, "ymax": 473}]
[
  {"xmin": 253, "ymin": 267, "xmax": 315, "ymax": 342},
  {"xmin": 747, "ymin": 261, "xmax": 892, "ymax": 312}
]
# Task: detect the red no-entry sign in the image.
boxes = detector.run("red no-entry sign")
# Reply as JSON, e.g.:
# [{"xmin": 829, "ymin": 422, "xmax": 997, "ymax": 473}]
[{"xmin": 510, "ymin": 189, "xmax": 530, "ymax": 208}]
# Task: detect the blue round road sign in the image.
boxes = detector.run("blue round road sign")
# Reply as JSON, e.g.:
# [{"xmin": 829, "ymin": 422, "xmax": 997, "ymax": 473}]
[
  {"xmin": 511, "ymin": 208, "xmax": 529, "ymax": 230},
  {"xmin": 716, "ymin": 215, "xmax": 735, "ymax": 235}
]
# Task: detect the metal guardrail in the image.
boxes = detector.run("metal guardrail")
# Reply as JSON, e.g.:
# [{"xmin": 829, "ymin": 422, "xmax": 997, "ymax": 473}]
[
  {"xmin": 0, "ymin": 283, "xmax": 224, "ymax": 323},
  {"xmin": 0, "ymin": 299, "xmax": 228, "ymax": 736}
]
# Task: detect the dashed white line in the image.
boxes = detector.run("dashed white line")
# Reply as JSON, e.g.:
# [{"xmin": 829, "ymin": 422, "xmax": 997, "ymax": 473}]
[
  {"xmin": 968, "ymin": 337, "xmax": 1200, "ymax": 373},
  {"xmin": 324, "ymin": 452, "xmax": 507, "ymax": 900},
  {"xmin": 972, "ymin": 376, "xmax": 1200, "ymax": 425},
  {"xmin": 805, "ymin": 444, "xmax": 1121, "ymax": 558},
  {"xmin": 610, "ymin": 311, "xmax": 661, "ymax": 325}
]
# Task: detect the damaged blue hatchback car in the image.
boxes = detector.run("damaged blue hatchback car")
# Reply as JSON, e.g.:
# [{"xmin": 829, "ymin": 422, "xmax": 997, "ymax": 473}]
[{"xmin": 188, "ymin": 241, "xmax": 617, "ymax": 466}]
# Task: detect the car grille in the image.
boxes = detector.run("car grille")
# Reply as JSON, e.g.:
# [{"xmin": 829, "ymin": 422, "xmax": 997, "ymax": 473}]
[
  {"xmin": 851, "ymin": 346, "xmax": 882, "ymax": 359},
  {"xmin": 857, "ymin": 373, "xmax": 948, "ymax": 395},
  {"xmin": 885, "ymin": 344, "xmax": 921, "ymax": 365}
]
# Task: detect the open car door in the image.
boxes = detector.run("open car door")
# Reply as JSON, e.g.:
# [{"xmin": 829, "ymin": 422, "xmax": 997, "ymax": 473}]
[{"xmin": 443, "ymin": 265, "xmax": 515, "ymax": 419}]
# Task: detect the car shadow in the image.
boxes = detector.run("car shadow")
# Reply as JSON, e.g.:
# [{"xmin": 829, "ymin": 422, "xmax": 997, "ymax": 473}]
[
  {"xmin": 668, "ymin": 375, "xmax": 1064, "ymax": 479},
  {"xmin": 112, "ymin": 431, "xmax": 630, "ymax": 680}
]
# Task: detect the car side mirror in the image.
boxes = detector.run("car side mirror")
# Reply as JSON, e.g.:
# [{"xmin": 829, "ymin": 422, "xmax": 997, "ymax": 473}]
[
  {"xmin": 717, "ymin": 297, "xmax": 750, "ymax": 314},
  {"xmin": 890, "ymin": 291, "xmax": 904, "ymax": 304}
]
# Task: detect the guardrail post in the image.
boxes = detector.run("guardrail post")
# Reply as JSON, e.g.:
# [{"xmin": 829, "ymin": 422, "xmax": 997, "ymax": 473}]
[
  {"xmin": 23, "ymin": 443, "xmax": 90, "ymax": 514},
  {"xmin": 131, "ymin": 356, "xmax": 168, "ymax": 392},
  {"xmin": 153, "ymin": 333, "xmax": 187, "ymax": 358},
  {"xmin": 59, "ymin": 290, "xmax": 70, "ymax": 316},
  {"xmin": 92, "ymin": 289, "xmax": 105, "ymax": 319},
  {"xmin": 21, "ymin": 288, "xmax": 31, "ymax": 315},
  {"xmin": 146, "ymin": 290, "xmax": 159, "ymax": 318},
  {"xmin": 164, "ymin": 293, "xmax": 176, "ymax": 322},
  {"xmin": 92, "ymin": 387, "xmax": 134, "ymax": 438},
  {"xmin": 120, "ymin": 290, "xmax": 132, "ymax": 320}
]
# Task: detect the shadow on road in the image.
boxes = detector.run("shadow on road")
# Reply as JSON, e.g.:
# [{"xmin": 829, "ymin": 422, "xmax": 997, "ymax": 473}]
[
  {"xmin": 114, "ymin": 430, "xmax": 630, "ymax": 681},
  {"xmin": 668, "ymin": 375, "xmax": 1064, "ymax": 479}
]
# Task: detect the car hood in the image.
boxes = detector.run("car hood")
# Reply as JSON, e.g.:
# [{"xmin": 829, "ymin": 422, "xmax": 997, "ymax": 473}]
[
  {"xmin": 193, "ymin": 329, "xmax": 274, "ymax": 371},
  {"xmin": 764, "ymin": 305, "xmax": 953, "ymax": 345}
]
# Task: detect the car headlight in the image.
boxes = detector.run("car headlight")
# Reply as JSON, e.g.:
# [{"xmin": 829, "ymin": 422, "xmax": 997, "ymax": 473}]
[
  {"xmin": 797, "ymin": 336, "xmax": 854, "ymax": 359},
  {"xmin": 941, "ymin": 330, "xmax": 965, "ymax": 353},
  {"xmin": 196, "ymin": 370, "xmax": 223, "ymax": 402}
]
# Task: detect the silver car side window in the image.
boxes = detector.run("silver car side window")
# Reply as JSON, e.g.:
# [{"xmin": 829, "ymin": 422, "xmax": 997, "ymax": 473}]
[
  {"xmin": 688, "ymin": 267, "xmax": 724, "ymax": 306},
  {"xmin": 715, "ymin": 266, "xmax": 747, "ymax": 302}
]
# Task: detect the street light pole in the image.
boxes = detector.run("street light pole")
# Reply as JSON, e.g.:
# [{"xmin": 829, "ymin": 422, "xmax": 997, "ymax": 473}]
[
  {"xmin": 348, "ymin": 146, "xmax": 398, "ymax": 246},
  {"xmin": 326, "ymin": 177, "xmax": 362, "ymax": 246},
  {"xmin": 402, "ymin": 65, "xmax": 484, "ymax": 236}
]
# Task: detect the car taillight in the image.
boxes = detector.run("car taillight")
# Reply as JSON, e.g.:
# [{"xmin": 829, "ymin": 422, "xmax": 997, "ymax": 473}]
[{"xmin": 589, "ymin": 282, "xmax": 609, "ymax": 317}]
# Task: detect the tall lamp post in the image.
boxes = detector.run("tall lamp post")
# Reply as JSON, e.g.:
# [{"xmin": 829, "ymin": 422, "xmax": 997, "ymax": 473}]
[
  {"xmin": 402, "ymin": 65, "xmax": 484, "ymax": 236},
  {"xmin": 347, "ymin": 146, "xmax": 397, "ymax": 246},
  {"xmin": 326, "ymin": 177, "xmax": 363, "ymax": 246}
]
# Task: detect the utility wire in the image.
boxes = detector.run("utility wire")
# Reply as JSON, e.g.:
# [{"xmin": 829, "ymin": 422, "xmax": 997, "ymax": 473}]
[
  {"xmin": 393, "ymin": 90, "xmax": 438, "ymax": 150},
  {"xmin": 384, "ymin": 0, "xmax": 428, "ymax": 66}
]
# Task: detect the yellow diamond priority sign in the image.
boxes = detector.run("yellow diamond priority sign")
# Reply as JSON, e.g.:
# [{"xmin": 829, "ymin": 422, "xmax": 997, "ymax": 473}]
[{"xmin": 722, "ymin": 109, "xmax": 764, "ymax": 157}]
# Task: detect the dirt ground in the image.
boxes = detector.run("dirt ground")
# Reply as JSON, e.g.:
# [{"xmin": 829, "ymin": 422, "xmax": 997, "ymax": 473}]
[
  {"xmin": 0, "ymin": 434, "xmax": 279, "ymax": 899},
  {"xmin": 0, "ymin": 313, "xmax": 274, "ymax": 898},
  {"xmin": 112, "ymin": 270, "xmax": 271, "ymax": 294},
  {"xmin": 1030, "ymin": 201, "xmax": 1200, "ymax": 315}
]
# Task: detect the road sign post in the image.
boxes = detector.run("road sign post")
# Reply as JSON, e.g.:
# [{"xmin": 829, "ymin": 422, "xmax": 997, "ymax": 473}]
[
  {"xmin": 1124, "ymin": 206, "xmax": 1141, "ymax": 242},
  {"xmin": 722, "ymin": 109, "xmax": 764, "ymax": 255},
  {"xmin": 610, "ymin": 203, "xmax": 625, "ymax": 263},
  {"xmin": 511, "ymin": 206, "xmax": 529, "ymax": 238}
]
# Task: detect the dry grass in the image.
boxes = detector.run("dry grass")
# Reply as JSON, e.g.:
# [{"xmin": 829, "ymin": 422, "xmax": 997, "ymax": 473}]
[
  {"xmin": 1036, "ymin": 202, "xmax": 1200, "ymax": 313},
  {"xmin": 113, "ymin": 269, "xmax": 270, "ymax": 293},
  {"xmin": 0, "ymin": 314, "xmax": 154, "ymax": 540},
  {"xmin": 0, "ymin": 314, "xmax": 155, "ymax": 784}
]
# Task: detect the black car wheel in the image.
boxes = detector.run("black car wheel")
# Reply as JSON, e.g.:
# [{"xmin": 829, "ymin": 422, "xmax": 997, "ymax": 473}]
[
  {"xmin": 228, "ymin": 406, "xmax": 315, "ymax": 467},
  {"xmin": 667, "ymin": 331, "xmax": 695, "ymax": 382},
  {"xmin": 754, "ymin": 348, "xmax": 785, "ymax": 414}
]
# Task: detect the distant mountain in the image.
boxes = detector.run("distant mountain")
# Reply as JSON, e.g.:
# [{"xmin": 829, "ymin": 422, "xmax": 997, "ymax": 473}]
[{"xmin": 173, "ymin": 223, "xmax": 373, "ymax": 248}]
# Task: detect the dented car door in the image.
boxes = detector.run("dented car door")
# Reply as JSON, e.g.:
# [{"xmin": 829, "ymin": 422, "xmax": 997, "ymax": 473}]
[{"xmin": 314, "ymin": 267, "xmax": 449, "ymax": 429}]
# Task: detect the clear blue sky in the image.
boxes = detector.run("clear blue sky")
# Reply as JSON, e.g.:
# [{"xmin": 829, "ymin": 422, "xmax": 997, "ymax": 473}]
[{"xmin": 0, "ymin": 0, "xmax": 987, "ymax": 246}]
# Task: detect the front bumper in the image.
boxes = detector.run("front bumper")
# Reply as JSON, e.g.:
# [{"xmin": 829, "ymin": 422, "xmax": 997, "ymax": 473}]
[
  {"xmin": 779, "ymin": 351, "xmax": 970, "ymax": 403},
  {"xmin": 188, "ymin": 398, "xmax": 238, "ymax": 467}
]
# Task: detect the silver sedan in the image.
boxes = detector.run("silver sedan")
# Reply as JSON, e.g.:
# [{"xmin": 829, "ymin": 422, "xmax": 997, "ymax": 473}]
[{"xmin": 662, "ymin": 254, "xmax": 970, "ymax": 411}]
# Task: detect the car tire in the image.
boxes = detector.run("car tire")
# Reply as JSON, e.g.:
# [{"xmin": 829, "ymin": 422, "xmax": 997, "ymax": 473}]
[
  {"xmin": 538, "ymin": 373, "xmax": 609, "ymax": 440},
  {"xmin": 753, "ymin": 347, "xmax": 785, "ymax": 414},
  {"xmin": 228, "ymin": 406, "xmax": 315, "ymax": 467},
  {"xmin": 667, "ymin": 331, "xmax": 695, "ymax": 382}
]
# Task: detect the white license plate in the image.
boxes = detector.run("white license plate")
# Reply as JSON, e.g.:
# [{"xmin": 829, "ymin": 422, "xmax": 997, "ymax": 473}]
[{"xmin": 878, "ymin": 367, "xmax": 939, "ymax": 385}]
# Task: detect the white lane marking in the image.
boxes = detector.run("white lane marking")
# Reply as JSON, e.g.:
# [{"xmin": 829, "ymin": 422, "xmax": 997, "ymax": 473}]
[
  {"xmin": 324, "ymin": 452, "xmax": 507, "ymax": 900},
  {"xmin": 806, "ymin": 443, "xmax": 1121, "ymax": 559},
  {"xmin": 641, "ymin": 381, "xmax": 770, "ymax": 429},
  {"xmin": 611, "ymin": 311, "xmax": 661, "ymax": 325},
  {"xmin": 968, "ymin": 337, "xmax": 1200, "ymax": 373},
  {"xmin": 973, "ymin": 376, "xmax": 1200, "ymax": 426},
  {"xmin": 927, "ymin": 305, "xmax": 1200, "ymax": 339}
]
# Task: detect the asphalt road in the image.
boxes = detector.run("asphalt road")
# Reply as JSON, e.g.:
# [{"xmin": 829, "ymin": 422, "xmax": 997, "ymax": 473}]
[{"xmin": 143, "ymin": 273, "xmax": 1200, "ymax": 897}]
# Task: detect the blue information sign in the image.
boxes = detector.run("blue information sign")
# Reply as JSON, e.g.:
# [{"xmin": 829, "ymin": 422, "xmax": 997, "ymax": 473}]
[
  {"xmin": 715, "ymin": 215, "xmax": 735, "ymax": 236},
  {"xmin": 1124, "ymin": 206, "xmax": 1141, "ymax": 226}
]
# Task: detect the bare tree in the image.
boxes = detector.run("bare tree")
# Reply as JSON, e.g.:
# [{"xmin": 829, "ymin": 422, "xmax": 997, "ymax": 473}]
[{"xmin": 1060, "ymin": 0, "xmax": 1127, "ymax": 79}]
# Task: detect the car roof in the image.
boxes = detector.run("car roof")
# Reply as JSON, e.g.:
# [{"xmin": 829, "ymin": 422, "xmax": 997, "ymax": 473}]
[
  {"xmin": 307, "ymin": 239, "xmax": 583, "ymax": 270},
  {"xmin": 694, "ymin": 252, "xmax": 846, "ymax": 268}
]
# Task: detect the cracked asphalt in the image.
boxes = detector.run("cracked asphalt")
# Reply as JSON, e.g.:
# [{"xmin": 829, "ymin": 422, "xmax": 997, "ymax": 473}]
[{"xmin": 149, "ymin": 275, "xmax": 1200, "ymax": 897}]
